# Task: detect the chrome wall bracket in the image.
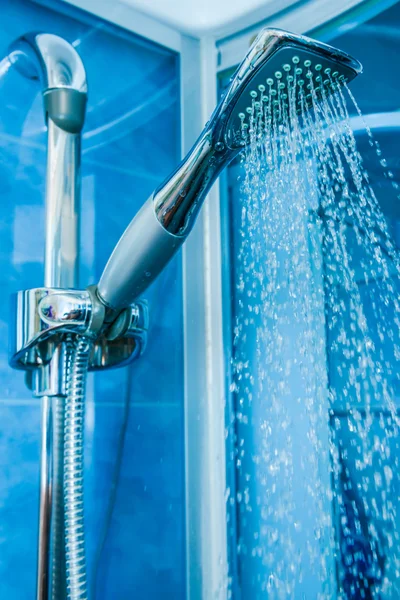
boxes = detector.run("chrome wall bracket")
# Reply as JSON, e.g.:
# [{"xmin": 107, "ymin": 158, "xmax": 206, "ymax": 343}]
[{"xmin": 9, "ymin": 287, "xmax": 148, "ymax": 386}]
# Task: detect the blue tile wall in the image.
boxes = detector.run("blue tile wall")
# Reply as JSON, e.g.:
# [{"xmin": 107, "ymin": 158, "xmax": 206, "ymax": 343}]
[{"xmin": 0, "ymin": 1, "xmax": 185, "ymax": 598}]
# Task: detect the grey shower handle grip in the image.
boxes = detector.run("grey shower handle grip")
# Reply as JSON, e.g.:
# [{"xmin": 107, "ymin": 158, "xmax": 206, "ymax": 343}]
[
  {"xmin": 97, "ymin": 27, "xmax": 363, "ymax": 312},
  {"xmin": 97, "ymin": 196, "xmax": 183, "ymax": 309}
]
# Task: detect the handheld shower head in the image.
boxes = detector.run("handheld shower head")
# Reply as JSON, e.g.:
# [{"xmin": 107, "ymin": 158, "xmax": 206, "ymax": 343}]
[{"xmin": 98, "ymin": 28, "xmax": 362, "ymax": 311}]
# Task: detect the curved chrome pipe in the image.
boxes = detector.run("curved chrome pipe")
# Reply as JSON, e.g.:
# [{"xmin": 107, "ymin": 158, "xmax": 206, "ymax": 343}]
[
  {"xmin": 9, "ymin": 32, "xmax": 87, "ymax": 91},
  {"xmin": 97, "ymin": 27, "xmax": 362, "ymax": 310},
  {"xmin": 8, "ymin": 33, "xmax": 88, "ymax": 288},
  {"xmin": 9, "ymin": 32, "xmax": 87, "ymax": 135}
]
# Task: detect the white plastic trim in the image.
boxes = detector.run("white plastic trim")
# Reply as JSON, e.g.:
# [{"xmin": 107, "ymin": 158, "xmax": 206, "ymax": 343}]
[
  {"xmin": 181, "ymin": 34, "xmax": 229, "ymax": 600},
  {"xmin": 62, "ymin": 0, "xmax": 182, "ymax": 52},
  {"xmin": 119, "ymin": 0, "xmax": 299, "ymax": 37}
]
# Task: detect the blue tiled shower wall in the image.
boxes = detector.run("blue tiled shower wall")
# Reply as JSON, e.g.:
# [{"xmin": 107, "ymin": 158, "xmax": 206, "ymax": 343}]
[{"xmin": 0, "ymin": 0, "xmax": 185, "ymax": 598}]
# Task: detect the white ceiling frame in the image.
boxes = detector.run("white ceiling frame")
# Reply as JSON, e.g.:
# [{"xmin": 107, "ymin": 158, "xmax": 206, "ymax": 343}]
[
  {"xmin": 216, "ymin": 0, "xmax": 400, "ymax": 71},
  {"xmin": 119, "ymin": 0, "xmax": 301, "ymax": 38}
]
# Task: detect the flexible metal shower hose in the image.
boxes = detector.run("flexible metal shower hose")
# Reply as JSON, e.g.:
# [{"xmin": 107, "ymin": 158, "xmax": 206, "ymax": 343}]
[
  {"xmin": 51, "ymin": 394, "xmax": 66, "ymax": 600},
  {"xmin": 64, "ymin": 336, "xmax": 92, "ymax": 600}
]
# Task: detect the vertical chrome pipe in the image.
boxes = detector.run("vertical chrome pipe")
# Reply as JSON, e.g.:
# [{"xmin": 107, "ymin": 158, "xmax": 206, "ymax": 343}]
[
  {"xmin": 43, "ymin": 121, "xmax": 81, "ymax": 600},
  {"xmin": 44, "ymin": 121, "xmax": 81, "ymax": 289},
  {"xmin": 7, "ymin": 33, "xmax": 87, "ymax": 600},
  {"xmin": 40, "ymin": 94, "xmax": 85, "ymax": 600}
]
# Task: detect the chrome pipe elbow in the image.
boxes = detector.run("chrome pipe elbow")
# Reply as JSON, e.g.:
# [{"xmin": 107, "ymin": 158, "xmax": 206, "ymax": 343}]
[{"xmin": 8, "ymin": 32, "xmax": 87, "ymax": 133}]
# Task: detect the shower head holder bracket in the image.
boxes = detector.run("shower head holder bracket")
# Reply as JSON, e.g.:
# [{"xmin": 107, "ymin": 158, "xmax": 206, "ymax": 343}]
[{"xmin": 9, "ymin": 287, "xmax": 148, "ymax": 379}]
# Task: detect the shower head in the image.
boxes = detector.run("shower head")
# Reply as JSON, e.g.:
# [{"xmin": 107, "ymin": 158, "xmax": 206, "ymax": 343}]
[
  {"xmin": 222, "ymin": 28, "xmax": 362, "ymax": 148},
  {"xmin": 97, "ymin": 28, "xmax": 362, "ymax": 311}
]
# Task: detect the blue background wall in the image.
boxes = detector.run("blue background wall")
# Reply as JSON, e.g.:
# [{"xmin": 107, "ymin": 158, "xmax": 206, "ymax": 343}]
[{"xmin": 0, "ymin": 0, "xmax": 185, "ymax": 598}]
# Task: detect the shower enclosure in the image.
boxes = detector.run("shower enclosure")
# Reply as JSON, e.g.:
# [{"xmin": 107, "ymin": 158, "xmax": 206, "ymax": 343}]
[{"xmin": 0, "ymin": 0, "xmax": 399, "ymax": 598}]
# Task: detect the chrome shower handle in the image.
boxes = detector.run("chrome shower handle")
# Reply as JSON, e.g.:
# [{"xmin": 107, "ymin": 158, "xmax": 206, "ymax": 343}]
[
  {"xmin": 97, "ymin": 194, "xmax": 183, "ymax": 309},
  {"xmin": 97, "ymin": 129, "xmax": 236, "ymax": 310},
  {"xmin": 97, "ymin": 117, "xmax": 236, "ymax": 310}
]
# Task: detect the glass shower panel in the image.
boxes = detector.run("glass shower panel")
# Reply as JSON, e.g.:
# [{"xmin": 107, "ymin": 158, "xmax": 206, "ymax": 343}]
[{"xmin": 0, "ymin": 1, "xmax": 184, "ymax": 598}]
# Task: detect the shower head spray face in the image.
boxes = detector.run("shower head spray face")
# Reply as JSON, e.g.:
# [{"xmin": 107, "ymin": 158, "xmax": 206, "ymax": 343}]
[
  {"xmin": 97, "ymin": 28, "xmax": 362, "ymax": 311},
  {"xmin": 219, "ymin": 28, "xmax": 362, "ymax": 150}
]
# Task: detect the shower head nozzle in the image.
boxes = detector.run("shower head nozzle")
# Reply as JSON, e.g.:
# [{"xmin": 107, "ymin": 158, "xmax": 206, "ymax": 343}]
[
  {"xmin": 218, "ymin": 28, "xmax": 362, "ymax": 150},
  {"xmin": 97, "ymin": 28, "xmax": 362, "ymax": 311}
]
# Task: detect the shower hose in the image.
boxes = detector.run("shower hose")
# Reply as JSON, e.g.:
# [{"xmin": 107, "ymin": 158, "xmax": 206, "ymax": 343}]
[{"xmin": 63, "ymin": 335, "xmax": 92, "ymax": 600}]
